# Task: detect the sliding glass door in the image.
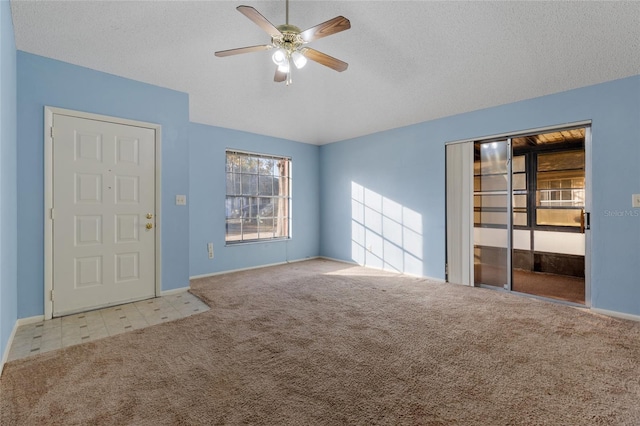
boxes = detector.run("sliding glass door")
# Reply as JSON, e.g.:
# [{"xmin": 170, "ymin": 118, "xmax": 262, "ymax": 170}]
[
  {"xmin": 447, "ymin": 125, "xmax": 589, "ymax": 305},
  {"xmin": 510, "ymin": 130, "xmax": 586, "ymax": 304},
  {"xmin": 473, "ymin": 140, "xmax": 509, "ymax": 288}
]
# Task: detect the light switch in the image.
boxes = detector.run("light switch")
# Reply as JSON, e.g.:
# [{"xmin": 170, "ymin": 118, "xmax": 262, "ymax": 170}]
[
  {"xmin": 633, "ymin": 194, "xmax": 640, "ymax": 208},
  {"xmin": 176, "ymin": 195, "xmax": 187, "ymax": 206}
]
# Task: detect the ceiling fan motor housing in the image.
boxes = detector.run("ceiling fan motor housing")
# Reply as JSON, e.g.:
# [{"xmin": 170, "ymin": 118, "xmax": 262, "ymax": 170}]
[{"xmin": 273, "ymin": 24, "xmax": 304, "ymax": 52}]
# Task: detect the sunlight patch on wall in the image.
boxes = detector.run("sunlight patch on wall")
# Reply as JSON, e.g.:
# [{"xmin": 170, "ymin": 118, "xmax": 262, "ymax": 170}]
[{"xmin": 351, "ymin": 182, "xmax": 423, "ymax": 275}]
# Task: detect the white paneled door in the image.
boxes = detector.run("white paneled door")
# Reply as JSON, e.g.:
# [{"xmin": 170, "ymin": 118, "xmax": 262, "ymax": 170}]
[{"xmin": 51, "ymin": 114, "xmax": 156, "ymax": 316}]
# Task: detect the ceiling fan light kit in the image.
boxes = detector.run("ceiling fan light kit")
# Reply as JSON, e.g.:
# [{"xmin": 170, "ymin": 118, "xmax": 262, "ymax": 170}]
[
  {"xmin": 291, "ymin": 51, "xmax": 307, "ymax": 69},
  {"xmin": 215, "ymin": 0, "xmax": 350, "ymax": 85}
]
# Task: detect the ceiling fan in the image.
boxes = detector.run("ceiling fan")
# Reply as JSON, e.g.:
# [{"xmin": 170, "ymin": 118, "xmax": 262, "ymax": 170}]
[{"xmin": 215, "ymin": 0, "xmax": 351, "ymax": 85}]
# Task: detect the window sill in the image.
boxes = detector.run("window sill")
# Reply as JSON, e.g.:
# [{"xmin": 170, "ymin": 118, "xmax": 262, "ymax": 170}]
[{"xmin": 225, "ymin": 237, "xmax": 291, "ymax": 247}]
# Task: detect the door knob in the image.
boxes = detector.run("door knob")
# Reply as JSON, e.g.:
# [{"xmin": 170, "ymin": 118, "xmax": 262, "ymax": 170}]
[
  {"xmin": 146, "ymin": 223, "xmax": 153, "ymax": 230},
  {"xmin": 146, "ymin": 213, "xmax": 153, "ymax": 219}
]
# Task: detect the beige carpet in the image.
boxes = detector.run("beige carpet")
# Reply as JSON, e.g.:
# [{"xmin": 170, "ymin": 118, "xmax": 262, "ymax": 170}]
[{"xmin": 2, "ymin": 259, "xmax": 640, "ymax": 425}]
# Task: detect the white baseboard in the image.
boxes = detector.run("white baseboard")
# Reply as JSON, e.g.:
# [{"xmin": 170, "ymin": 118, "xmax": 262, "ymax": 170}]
[
  {"xmin": 318, "ymin": 256, "xmax": 358, "ymax": 265},
  {"xmin": 160, "ymin": 287, "xmax": 190, "ymax": 296},
  {"xmin": 190, "ymin": 256, "xmax": 446, "ymax": 282},
  {"xmin": 319, "ymin": 256, "xmax": 446, "ymax": 282},
  {"xmin": 1, "ymin": 315, "xmax": 46, "ymax": 375},
  {"xmin": 189, "ymin": 256, "xmax": 320, "ymax": 280},
  {"xmin": 17, "ymin": 315, "xmax": 45, "ymax": 326},
  {"xmin": 1, "ymin": 321, "xmax": 18, "ymax": 376},
  {"xmin": 591, "ymin": 308, "xmax": 640, "ymax": 322}
]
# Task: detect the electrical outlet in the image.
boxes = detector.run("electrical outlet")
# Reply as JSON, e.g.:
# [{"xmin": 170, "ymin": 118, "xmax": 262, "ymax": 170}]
[
  {"xmin": 633, "ymin": 194, "xmax": 640, "ymax": 208},
  {"xmin": 207, "ymin": 243, "xmax": 214, "ymax": 259},
  {"xmin": 176, "ymin": 195, "xmax": 187, "ymax": 206}
]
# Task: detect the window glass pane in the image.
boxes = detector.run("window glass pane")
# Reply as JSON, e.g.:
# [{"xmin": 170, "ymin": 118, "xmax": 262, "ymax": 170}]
[
  {"xmin": 226, "ymin": 173, "xmax": 241, "ymax": 195},
  {"xmin": 537, "ymin": 191, "xmax": 584, "ymax": 207},
  {"xmin": 276, "ymin": 198, "xmax": 291, "ymax": 218},
  {"xmin": 241, "ymin": 175, "xmax": 258, "ymax": 196},
  {"xmin": 476, "ymin": 175, "xmax": 507, "ymax": 192},
  {"xmin": 536, "ymin": 208, "xmax": 582, "ymax": 227},
  {"xmin": 275, "ymin": 176, "xmax": 290, "ymax": 196},
  {"xmin": 225, "ymin": 220, "xmax": 243, "ymax": 242},
  {"xmin": 258, "ymin": 221, "xmax": 275, "ymax": 239},
  {"xmin": 275, "ymin": 217, "xmax": 289, "ymax": 238},
  {"xmin": 242, "ymin": 200, "xmax": 259, "ymax": 220},
  {"xmin": 537, "ymin": 151, "xmax": 584, "ymax": 172},
  {"xmin": 226, "ymin": 154, "xmax": 239, "ymax": 173},
  {"xmin": 475, "ymin": 142, "xmax": 508, "ymax": 175},
  {"xmin": 512, "ymin": 156, "xmax": 525, "ymax": 173},
  {"xmin": 276, "ymin": 159, "xmax": 290, "ymax": 178},
  {"xmin": 226, "ymin": 196, "xmax": 242, "ymax": 219},
  {"xmin": 475, "ymin": 194, "xmax": 507, "ymax": 208},
  {"xmin": 258, "ymin": 175, "xmax": 274, "ymax": 196},
  {"xmin": 274, "ymin": 177, "xmax": 281, "ymax": 195},
  {"xmin": 513, "ymin": 212, "xmax": 528, "ymax": 226},
  {"xmin": 535, "ymin": 148, "xmax": 585, "ymax": 228},
  {"xmin": 512, "ymin": 173, "xmax": 526, "ymax": 190},
  {"xmin": 259, "ymin": 158, "xmax": 274, "ymax": 175},
  {"xmin": 239, "ymin": 155, "xmax": 258, "ymax": 174},
  {"xmin": 513, "ymin": 194, "xmax": 527, "ymax": 208},
  {"xmin": 538, "ymin": 173, "xmax": 584, "ymax": 187},
  {"xmin": 241, "ymin": 223, "xmax": 258, "ymax": 240},
  {"xmin": 476, "ymin": 211, "xmax": 507, "ymax": 225},
  {"xmin": 258, "ymin": 199, "xmax": 273, "ymax": 218}
]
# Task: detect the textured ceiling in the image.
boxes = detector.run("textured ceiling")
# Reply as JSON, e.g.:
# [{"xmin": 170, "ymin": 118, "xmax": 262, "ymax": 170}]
[{"xmin": 10, "ymin": 1, "xmax": 640, "ymax": 145}]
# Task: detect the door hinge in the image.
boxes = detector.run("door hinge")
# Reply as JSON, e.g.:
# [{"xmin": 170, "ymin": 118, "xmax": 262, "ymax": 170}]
[
  {"xmin": 50, "ymin": 127, "xmax": 54, "ymax": 138},
  {"xmin": 50, "ymin": 208, "xmax": 55, "ymax": 220},
  {"xmin": 445, "ymin": 263, "xmax": 448, "ymax": 276},
  {"xmin": 50, "ymin": 290, "xmax": 54, "ymax": 301}
]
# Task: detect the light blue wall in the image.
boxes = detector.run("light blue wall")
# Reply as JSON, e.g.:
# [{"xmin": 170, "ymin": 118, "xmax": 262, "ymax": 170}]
[
  {"xmin": 320, "ymin": 75, "xmax": 640, "ymax": 316},
  {"xmin": 189, "ymin": 123, "xmax": 320, "ymax": 277},
  {"xmin": 0, "ymin": 0, "xmax": 18, "ymax": 360},
  {"xmin": 17, "ymin": 52, "xmax": 190, "ymax": 318},
  {"xmin": 8, "ymin": 47, "xmax": 640, "ymax": 322}
]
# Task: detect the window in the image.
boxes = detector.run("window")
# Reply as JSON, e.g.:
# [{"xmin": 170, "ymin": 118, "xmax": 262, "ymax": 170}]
[
  {"xmin": 225, "ymin": 150, "xmax": 291, "ymax": 243},
  {"xmin": 535, "ymin": 150, "xmax": 585, "ymax": 227},
  {"xmin": 473, "ymin": 140, "xmax": 508, "ymax": 227},
  {"xmin": 474, "ymin": 128, "xmax": 586, "ymax": 231},
  {"xmin": 512, "ymin": 128, "xmax": 585, "ymax": 230}
]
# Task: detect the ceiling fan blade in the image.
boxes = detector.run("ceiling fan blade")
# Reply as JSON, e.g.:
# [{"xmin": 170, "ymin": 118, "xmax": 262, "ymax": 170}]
[
  {"xmin": 237, "ymin": 5, "xmax": 282, "ymax": 38},
  {"xmin": 299, "ymin": 16, "xmax": 351, "ymax": 43},
  {"xmin": 301, "ymin": 48, "xmax": 348, "ymax": 72},
  {"xmin": 274, "ymin": 68, "xmax": 287, "ymax": 83},
  {"xmin": 215, "ymin": 45, "xmax": 273, "ymax": 57}
]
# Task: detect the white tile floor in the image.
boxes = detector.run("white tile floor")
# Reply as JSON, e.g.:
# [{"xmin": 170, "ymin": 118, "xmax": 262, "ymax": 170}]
[{"xmin": 7, "ymin": 292, "xmax": 209, "ymax": 362}]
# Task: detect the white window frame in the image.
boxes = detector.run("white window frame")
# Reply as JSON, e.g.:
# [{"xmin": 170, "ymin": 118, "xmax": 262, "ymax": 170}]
[{"xmin": 225, "ymin": 149, "xmax": 291, "ymax": 244}]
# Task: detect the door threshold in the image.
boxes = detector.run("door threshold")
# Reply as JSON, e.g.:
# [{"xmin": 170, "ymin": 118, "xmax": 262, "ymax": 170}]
[{"xmin": 477, "ymin": 284, "xmax": 587, "ymax": 308}]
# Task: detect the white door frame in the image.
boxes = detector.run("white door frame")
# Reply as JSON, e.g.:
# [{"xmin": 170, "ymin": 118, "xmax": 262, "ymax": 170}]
[{"xmin": 44, "ymin": 106, "xmax": 163, "ymax": 320}]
